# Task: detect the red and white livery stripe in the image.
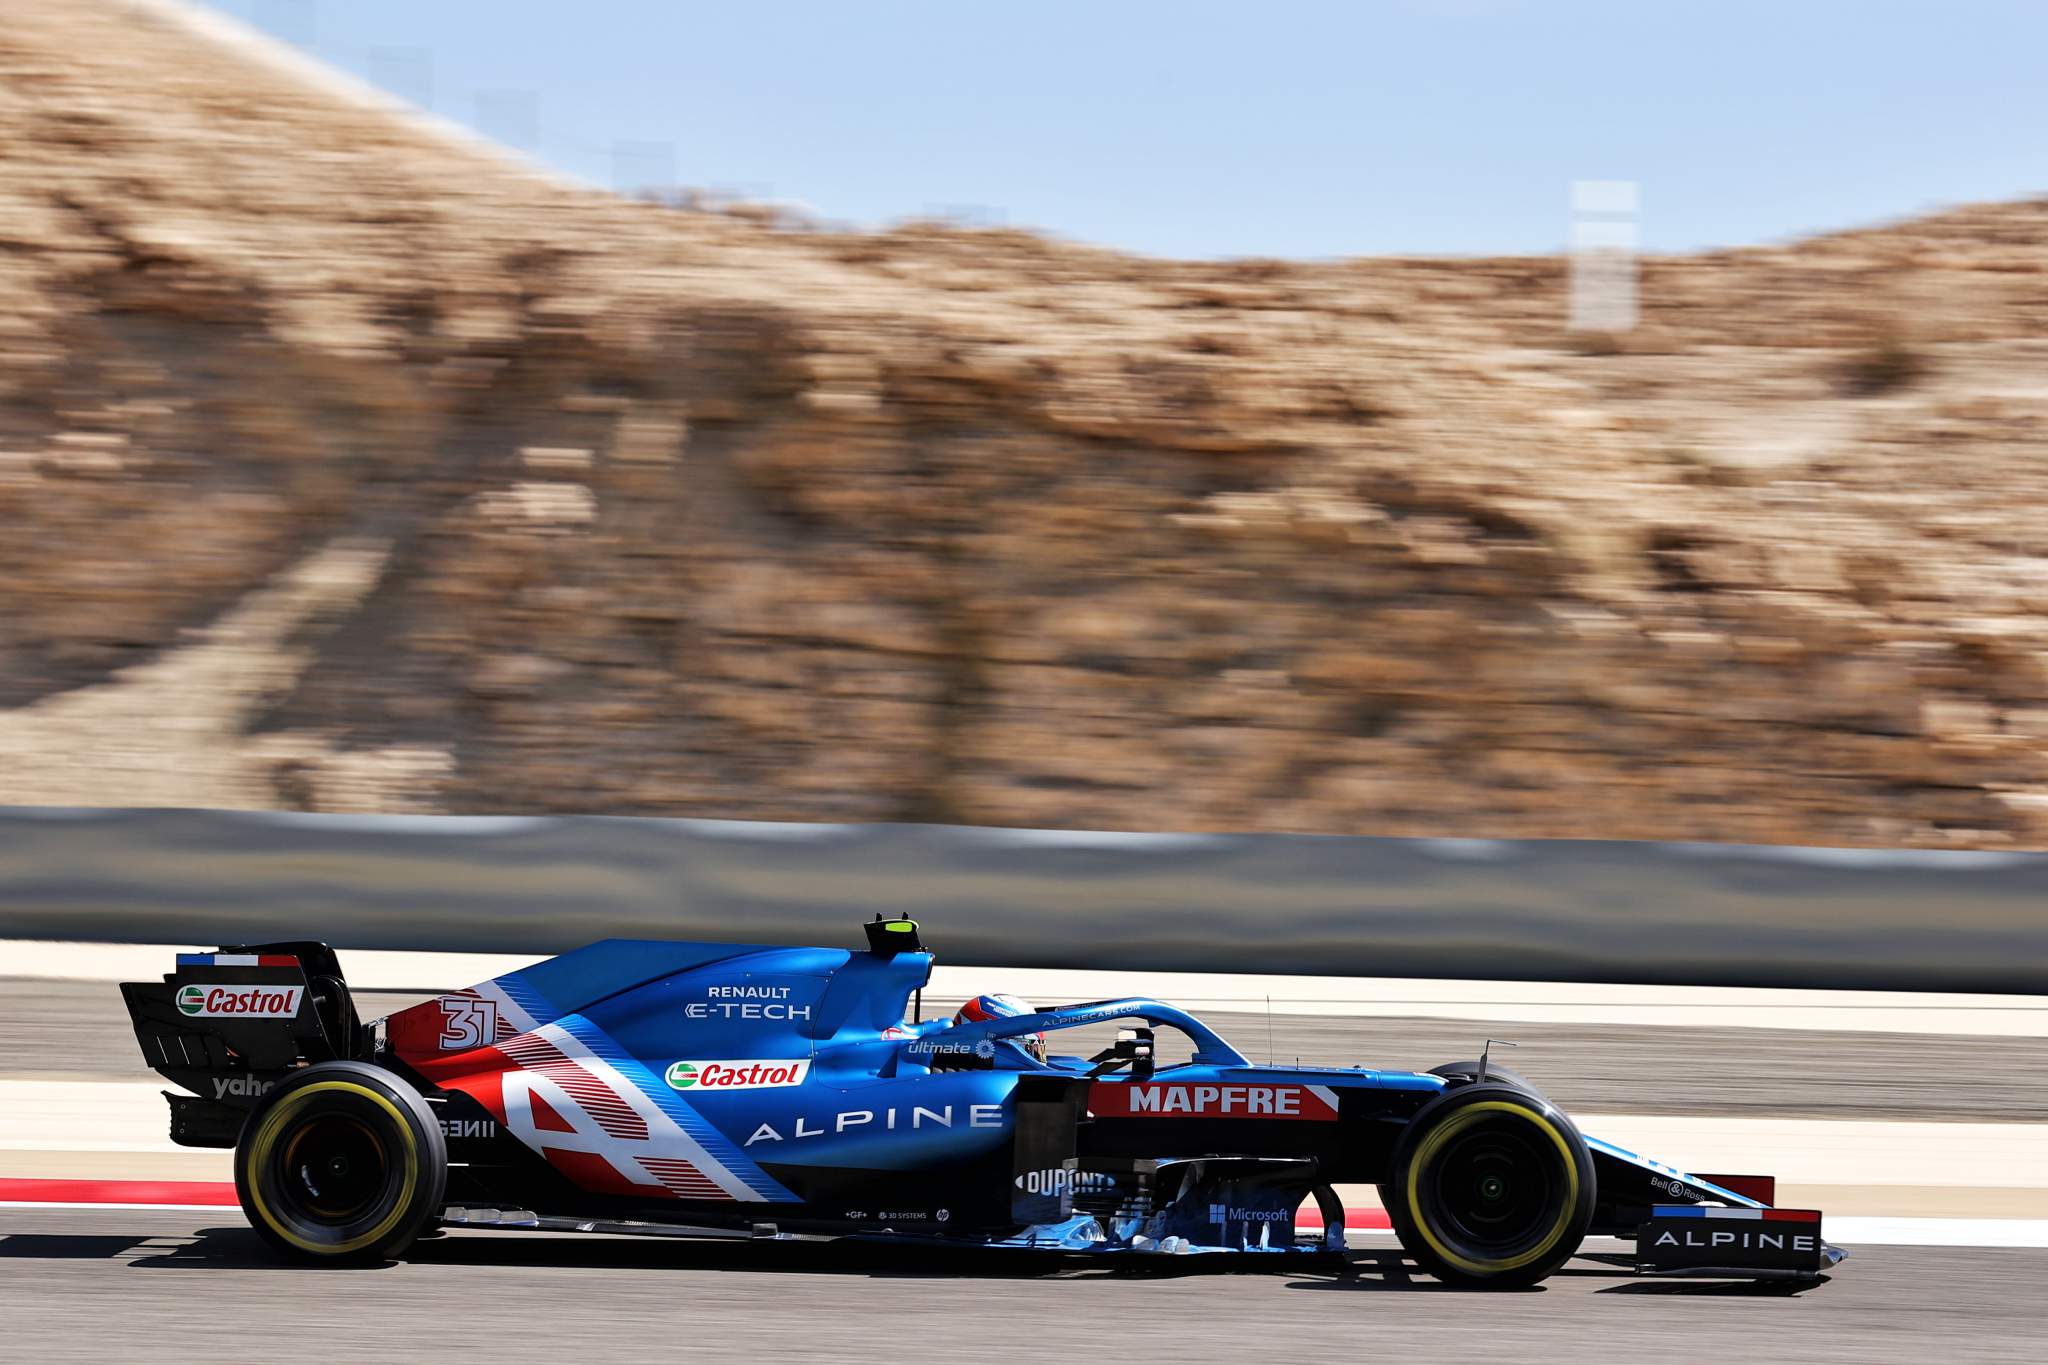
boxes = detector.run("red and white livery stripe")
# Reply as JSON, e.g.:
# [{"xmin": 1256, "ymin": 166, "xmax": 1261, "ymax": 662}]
[
  {"xmin": 385, "ymin": 976, "xmax": 760, "ymax": 1203},
  {"xmin": 497, "ymin": 1030, "xmax": 649, "ymax": 1140}
]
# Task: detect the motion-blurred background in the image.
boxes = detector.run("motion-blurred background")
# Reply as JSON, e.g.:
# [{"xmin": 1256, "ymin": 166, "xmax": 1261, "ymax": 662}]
[
  {"xmin": 6, "ymin": 6, "xmax": 2048, "ymax": 1359},
  {"xmin": 7, "ymin": 0, "xmax": 2048, "ymax": 849}
]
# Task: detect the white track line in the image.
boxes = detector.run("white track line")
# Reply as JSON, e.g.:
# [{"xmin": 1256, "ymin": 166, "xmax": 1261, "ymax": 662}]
[
  {"xmin": 0, "ymin": 1201, "xmax": 2041, "ymax": 1250},
  {"xmin": 10, "ymin": 940, "xmax": 2048, "ymax": 1036},
  {"xmin": 1573, "ymin": 1114, "xmax": 2048, "ymax": 1189},
  {"xmin": 1, "ymin": 940, "xmax": 538, "ymax": 994},
  {"xmin": 1822, "ymin": 1217, "xmax": 2048, "ymax": 1248},
  {"xmin": 0, "ymin": 1081, "xmax": 197, "ymax": 1153},
  {"xmin": 6, "ymin": 1080, "xmax": 2043, "ymax": 1190},
  {"xmin": 0, "ymin": 1201, "xmax": 231, "ymax": 1213}
]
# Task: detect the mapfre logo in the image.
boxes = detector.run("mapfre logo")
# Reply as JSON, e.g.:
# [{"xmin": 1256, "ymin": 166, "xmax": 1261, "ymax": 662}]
[
  {"xmin": 176, "ymin": 984, "xmax": 302, "ymax": 1019},
  {"xmin": 1088, "ymin": 1081, "xmax": 1340, "ymax": 1121},
  {"xmin": 665, "ymin": 1059, "xmax": 810, "ymax": 1092}
]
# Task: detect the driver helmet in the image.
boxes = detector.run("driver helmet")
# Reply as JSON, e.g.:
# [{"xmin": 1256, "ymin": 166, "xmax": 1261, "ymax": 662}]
[{"xmin": 954, "ymin": 992, "xmax": 1047, "ymax": 1062}]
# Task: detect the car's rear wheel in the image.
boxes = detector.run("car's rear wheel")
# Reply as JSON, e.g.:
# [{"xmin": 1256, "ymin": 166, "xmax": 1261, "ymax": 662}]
[
  {"xmin": 1381, "ymin": 1083, "xmax": 1594, "ymax": 1289},
  {"xmin": 233, "ymin": 1061, "xmax": 446, "ymax": 1264}
]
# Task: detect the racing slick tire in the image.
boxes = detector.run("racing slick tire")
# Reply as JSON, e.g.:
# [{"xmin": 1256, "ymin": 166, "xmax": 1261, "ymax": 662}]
[
  {"xmin": 1380, "ymin": 1083, "xmax": 1594, "ymax": 1290},
  {"xmin": 233, "ymin": 1061, "xmax": 447, "ymax": 1265},
  {"xmin": 1427, "ymin": 1060, "xmax": 1541, "ymax": 1096}
]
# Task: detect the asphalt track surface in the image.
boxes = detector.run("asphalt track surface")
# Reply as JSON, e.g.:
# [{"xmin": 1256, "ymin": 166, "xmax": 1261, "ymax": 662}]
[
  {"xmin": 13, "ymin": 979, "xmax": 2048, "ymax": 1120},
  {"xmin": 2, "ymin": 1208, "xmax": 2043, "ymax": 1364},
  {"xmin": 8, "ymin": 977, "xmax": 2046, "ymax": 1361}
]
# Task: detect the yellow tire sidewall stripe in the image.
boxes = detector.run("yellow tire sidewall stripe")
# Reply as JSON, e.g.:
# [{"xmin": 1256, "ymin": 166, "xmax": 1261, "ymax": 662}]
[
  {"xmin": 1403, "ymin": 1098, "xmax": 1580, "ymax": 1276},
  {"xmin": 245, "ymin": 1080, "xmax": 420, "ymax": 1256}
]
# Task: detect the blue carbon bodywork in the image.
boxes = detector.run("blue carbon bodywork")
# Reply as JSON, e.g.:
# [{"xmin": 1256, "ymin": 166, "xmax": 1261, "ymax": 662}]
[
  {"xmin": 385, "ymin": 935, "xmax": 1806, "ymax": 1256},
  {"xmin": 456, "ymin": 942, "xmax": 1446, "ymax": 1180}
]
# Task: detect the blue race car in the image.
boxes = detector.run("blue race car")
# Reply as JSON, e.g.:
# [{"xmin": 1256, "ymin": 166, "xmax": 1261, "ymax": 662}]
[{"xmin": 121, "ymin": 917, "xmax": 1842, "ymax": 1286}]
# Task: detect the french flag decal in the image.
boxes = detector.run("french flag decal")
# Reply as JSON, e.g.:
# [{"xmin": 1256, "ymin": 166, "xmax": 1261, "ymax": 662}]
[{"xmin": 1653, "ymin": 1204, "xmax": 1821, "ymax": 1222}]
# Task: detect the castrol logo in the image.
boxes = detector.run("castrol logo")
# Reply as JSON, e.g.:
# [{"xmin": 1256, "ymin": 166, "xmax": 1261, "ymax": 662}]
[
  {"xmin": 664, "ymin": 1059, "xmax": 810, "ymax": 1092},
  {"xmin": 176, "ymin": 984, "xmax": 303, "ymax": 1018}
]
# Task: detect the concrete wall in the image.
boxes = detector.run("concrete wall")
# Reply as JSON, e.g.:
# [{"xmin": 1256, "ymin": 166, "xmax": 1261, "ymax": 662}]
[{"xmin": 0, "ymin": 807, "xmax": 2040, "ymax": 992}]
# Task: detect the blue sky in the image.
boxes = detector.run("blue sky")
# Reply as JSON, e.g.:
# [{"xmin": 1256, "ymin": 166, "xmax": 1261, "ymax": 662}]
[{"xmin": 209, "ymin": 0, "xmax": 2045, "ymax": 259}]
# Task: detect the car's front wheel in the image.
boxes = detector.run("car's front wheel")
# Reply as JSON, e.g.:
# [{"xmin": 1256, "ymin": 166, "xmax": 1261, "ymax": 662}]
[
  {"xmin": 1427, "ymin": 1059, "xmax": 1541, "ymax": 1096},
  {"xmin": 233, "ymin": 1061, "xmax": 447, "ymax": 1265},
  {"xmin": 1380, "ymin": 1083, "xmax": 1594, "ymax": 1289}
]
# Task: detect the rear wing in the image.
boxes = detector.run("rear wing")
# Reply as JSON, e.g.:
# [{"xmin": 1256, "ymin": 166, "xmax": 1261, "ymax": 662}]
[{"xmin": 121, "ymin": 941, "xmax": 370, "ymax": 1145}]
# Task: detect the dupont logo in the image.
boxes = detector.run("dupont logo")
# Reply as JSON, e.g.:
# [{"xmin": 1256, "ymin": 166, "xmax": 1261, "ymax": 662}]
[
  {"xmin": 665, "ymin": 1059, "xmax": 810, "ymax": 1092},
  {"xmin": 176, "ymin": 984, "xmax": 303, "ymax": 1019},
  {"xmin": 1014, "ymin": 1168, "xmax": 1121, "ymax": 1197}
]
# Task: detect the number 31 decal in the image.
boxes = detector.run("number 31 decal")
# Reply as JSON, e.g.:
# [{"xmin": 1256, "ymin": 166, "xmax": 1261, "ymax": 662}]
[{"xmin": 438, "ymin": 996, "xmax": 501, "ymax": 1050}]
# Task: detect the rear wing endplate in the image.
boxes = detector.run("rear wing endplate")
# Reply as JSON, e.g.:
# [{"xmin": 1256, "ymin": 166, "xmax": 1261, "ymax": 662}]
[{"xmin": 121, "ymin": 940, "xmax": 368, "ymax": 1103}]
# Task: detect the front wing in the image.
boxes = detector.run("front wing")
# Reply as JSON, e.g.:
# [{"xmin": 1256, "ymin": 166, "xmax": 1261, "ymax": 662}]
[{"xmin": 1586, "ymin": 1134, "xmax": 1844, "ymax": 1278}]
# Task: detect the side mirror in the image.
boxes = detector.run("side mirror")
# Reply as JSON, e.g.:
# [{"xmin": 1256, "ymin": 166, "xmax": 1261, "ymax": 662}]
[{"xmin": 1087, "ymin": 1025, "xmax": 1158, "ymax": 1077}]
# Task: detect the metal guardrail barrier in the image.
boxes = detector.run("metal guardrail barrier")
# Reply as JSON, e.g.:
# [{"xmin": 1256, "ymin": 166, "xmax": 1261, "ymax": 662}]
[{"xmin": 0, "ymin": 806, "xmax": 2040, "ymax": 992}]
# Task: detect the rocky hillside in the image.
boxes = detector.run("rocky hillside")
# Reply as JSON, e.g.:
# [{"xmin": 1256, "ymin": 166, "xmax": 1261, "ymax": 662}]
[{"xmin": 5, "ymin": 0, "xmax": 2048, "ymax": 846}]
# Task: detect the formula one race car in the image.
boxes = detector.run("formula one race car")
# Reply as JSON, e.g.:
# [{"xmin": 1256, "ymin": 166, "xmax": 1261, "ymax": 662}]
[{"xmin": 121, "ymin": 919, "xmax": 1844, "ymax": 1286}]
